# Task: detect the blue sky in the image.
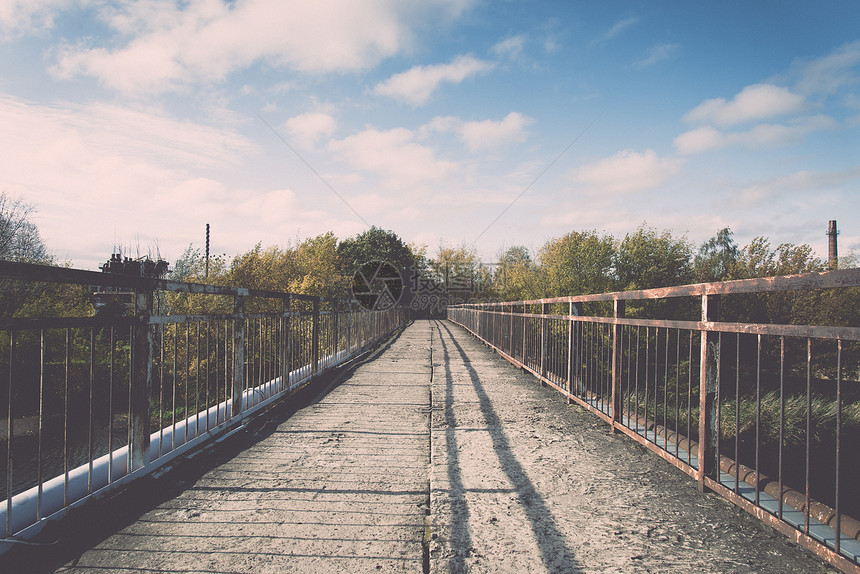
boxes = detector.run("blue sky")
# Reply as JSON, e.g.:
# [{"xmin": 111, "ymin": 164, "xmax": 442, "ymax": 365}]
[{"xmin": 1, "ymin": 1, "xmax": 859, "ymax": 271}]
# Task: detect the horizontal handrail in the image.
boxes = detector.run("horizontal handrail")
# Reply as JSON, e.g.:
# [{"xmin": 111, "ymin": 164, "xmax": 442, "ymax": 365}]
[
  {"xmin": 449, "ymin": 267, "xmax": 860, "ymax": 573},
  {"xmin": 0, "ymin": 259, "xmax": 408, "ymax": 549}
]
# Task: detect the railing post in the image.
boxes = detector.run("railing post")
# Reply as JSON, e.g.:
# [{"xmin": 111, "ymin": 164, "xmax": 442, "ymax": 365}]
[
  {"xmin": 569, "ymin": 303, "xmax": 583, "ymax": 402},
  {"xmin": 567, "ymin": 302, "xmax": 574, "ymax": 404},
  {"xmin": 611, "ymin": 299, "xmax": 625, "ymax": 431},
  {"xmin": 130, "ymin": 286, "xmax": 153, "ymax": 471},
  {"xmin": 231, "ymin": 294, "xmax": 245, "ymax": 419},
  {"xmin": 332, "ymin": 300, "xmax": 339, "ymax": 364},
  {"xmin": 699, "ymin": 293, "xmax": 720, "ymax": 491},
  {"xmin": 312, "ymin": 297, "xmax": 320, "ymax": 374},
  {"xmin": 509, "ymin": 303, "xmax": 514, "ymax": 357},
  {"xmin": 346, "ymin": 303, "xmax": 352, "ymax": 357},
  {"xmin": 540, "ymin": 302, "xmax": 548, "ymax": 386},
  {"xmin": 522, "ymin": 304, "xmax": 527, "ymax": 365},
  {"xmin": 282, "ymin": 296, "xmax": 291, "ymax": 391}
]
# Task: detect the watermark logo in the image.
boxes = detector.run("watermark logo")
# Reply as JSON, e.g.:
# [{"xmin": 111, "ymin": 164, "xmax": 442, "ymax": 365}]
[{"xmin": 351, "ymin": 261, "xmax": 405, "ymax": 311}]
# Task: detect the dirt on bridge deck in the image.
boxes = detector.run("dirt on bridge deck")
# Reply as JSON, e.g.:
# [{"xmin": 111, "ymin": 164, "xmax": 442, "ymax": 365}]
[{"xmin": 4, "ymin": 320, "xmax": 838, "ymax": 573}]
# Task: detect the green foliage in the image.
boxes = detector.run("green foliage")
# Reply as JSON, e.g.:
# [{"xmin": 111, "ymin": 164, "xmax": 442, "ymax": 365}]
[
  {"xmin": 614, "ymin": 225, "xmax": 693, "ymax": 291},
  {"xmin": 694, "ymin": 227, "xmax": 739, "ymax": 283},
  {"xmin": 538, "ymin": 230, "xmax": 616, "ymax": 298},
  {"xmin": 428, "ymin": 242, "xmax": 483, "ymax": 287},
  {"xmin": 492, "ymin": 245, "xmax": 537, "ymax": 301},
  {"xmin": 337, "ymin": 226, "xmax": 418, "ymax": 274}
]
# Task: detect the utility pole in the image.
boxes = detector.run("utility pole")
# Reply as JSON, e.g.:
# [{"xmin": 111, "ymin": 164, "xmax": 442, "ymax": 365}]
[{"xmin": 205, "ymin": 223, "xmax": 210, "ymax": 278}]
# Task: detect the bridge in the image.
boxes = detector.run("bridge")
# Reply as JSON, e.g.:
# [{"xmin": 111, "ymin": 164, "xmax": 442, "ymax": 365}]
[{"xmin": 0, "ymin": 261, "xmax": 859, "ymax": 572}]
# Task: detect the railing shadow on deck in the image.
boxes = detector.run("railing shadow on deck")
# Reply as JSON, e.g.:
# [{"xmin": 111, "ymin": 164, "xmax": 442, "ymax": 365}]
[
  {"xmin": 434, "ymin": 319, "xmax": 582, "ymax": 573},
  {"xmin": 448, "ymin": 267, "xmax": 860, "ymax": 574}
]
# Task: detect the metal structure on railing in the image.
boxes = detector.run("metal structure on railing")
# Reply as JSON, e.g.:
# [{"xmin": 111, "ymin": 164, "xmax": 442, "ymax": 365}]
[
  {"xmin": 448, "ymin": 268, "xmax": 860, "ymax": 573},
  {"xmin": 0, "ymin": 260, "xmax": 406, "ymax": 548}
]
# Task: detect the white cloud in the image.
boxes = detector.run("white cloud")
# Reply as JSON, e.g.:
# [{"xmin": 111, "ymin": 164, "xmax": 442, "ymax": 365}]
[
  {"xmin": 458, "ymin": 113, "xmax": 533, "ymax": 151},
  {"xmin": 572, "ymin": 149, "xmax": 683, "ymax": 194},
  {"xmin": 673, "ymin": 126, "xmax": 724, "ymax": 155},
  {"xmin": 0, "ymin": 0, "xmax": 74, "ymax": 39},
  {"xmin": 0, "ymin": 94, "xmax": 284, "ymax": 268},
  {"xmin": 421, "ymin": 112, "xmax": 533, "ymax": 151},
  {"xmin": 491, "ymin": 35, "xmax": 525, "ymax": 59},
  {"xmin": 285, "ymin": 112, "xmax": 337, "ymax": 149},
  {"xmin": 675, "ymin": 115, "xmax": 836, "ymax": 154},
  {"xmin": 372, "ymin": 55, "xmax": 494, "ymax": 106},
  {"xmin": 600, "ymin": 16, "xmax": 638, "ymax": 42},
  {"xmin": 50, "ymin": 0, "xmax": 472, "ymax": 94},
  {"xmin": 328, "ymin": 126, "xmax": 458, "ymax": 188},
  {"xmin": 633, "ymin": 43, "xmax": 680, "ymax": 69},
  {"xmin": 683, "ymin": 83, "xmax": 805, "ymax": 127},
  {"xmin": 793, "ymin": 39, "xmax": 860, "ymax": 96},
  {"xmin": 733, "ymin": 167, "xmax": 860, "ymax": 208}
]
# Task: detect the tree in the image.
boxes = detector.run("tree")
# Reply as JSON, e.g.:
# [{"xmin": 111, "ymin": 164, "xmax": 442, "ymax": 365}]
[
  {"xmin": 726, "ymin": 236, "xmax": 826, "ymax": 325},
  {"xmin": 337, "ymin": 226, "xmax": 417, "ymax": 274},
  {"xmin": 613, "ymin": 225, "xmax": 693, "ymax": 290},
  {"xmin": 537, "ymin": 230, "xmax": 615, "ymax": 298},
  {"xmin": 693, "ymin": 227, "xmax": 739, "ymax": 283},
  {"xmin": 428, "ymin": 243, "xmax": 483, "ymax": 291},
  {"xmin": 0, "ymin": 192, "xmax": 72, "ymax": 318},
  {"xmin": 0, "ymin": 191, "xmax": 50, "ymax": 263},
  {"xmin": 493, "ymin": 245, "xmax": 537, "ymax": 301}
]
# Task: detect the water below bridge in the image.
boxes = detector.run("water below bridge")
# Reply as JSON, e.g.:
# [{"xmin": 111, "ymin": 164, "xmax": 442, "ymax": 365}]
[{"xmin": 4, "ymin": 320, "xmax": 839, "ymax": 573}]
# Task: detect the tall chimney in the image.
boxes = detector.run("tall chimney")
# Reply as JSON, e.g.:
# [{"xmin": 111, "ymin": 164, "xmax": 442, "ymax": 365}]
[{"xmin": 827, "ymin": 220, "xmax": 838, "ymax": 270}]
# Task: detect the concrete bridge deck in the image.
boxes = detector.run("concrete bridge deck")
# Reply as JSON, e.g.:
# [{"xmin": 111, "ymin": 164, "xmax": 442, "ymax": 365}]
[{"xmin": 7, "ymin": 320, "xmax": 837, "ymax": 573}]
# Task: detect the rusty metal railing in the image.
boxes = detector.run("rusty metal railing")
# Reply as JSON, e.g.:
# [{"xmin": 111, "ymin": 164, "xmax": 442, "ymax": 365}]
[
  {"xmin": 448, "ymin": 268, "xmax": 860, "ymax": 573},
  {"xmin": 0, "ymin": 260, "xmax": 406, "ymax": 548}
]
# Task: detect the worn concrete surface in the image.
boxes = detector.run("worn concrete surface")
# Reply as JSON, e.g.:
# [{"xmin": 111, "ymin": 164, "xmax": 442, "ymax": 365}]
[{"xmin": 2, "ymin": 319, "xmax": 839, "ymax": 573}]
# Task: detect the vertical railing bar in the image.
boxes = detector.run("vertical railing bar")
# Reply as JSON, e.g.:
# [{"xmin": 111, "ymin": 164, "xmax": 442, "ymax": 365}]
[
  {"xmin": 108, "ymin": 326, "xmax": 115, "ymax": 484},
  {"xmin": 663, "ymin": 327, "xmax": 669, "ymax": 450},
  {"xmin": 158, "ymin": 324, "xmax": 164, "ymax": 458},
  {"xmin": 127, "ymin": 324, "xmax": 133, "ymax": 472},
  {"xmin": 172, "ymin": 323, "xmax": 177, "ymax": 450},
  {"xmin": 224, "ymin": 319, "xmax": 229, "ymax": 420},
  {"xmin": 835, "ymin": 339, "xmax": 842, "ymax": 554},
  {"xmin": 184, "ymin": 324, "xmax": 189, "ymax": 443},
  {"xmin": 87, "ymin": 328, "xmax": 94, "ymax": 495},
  {"xmin": 567, "ymin": 304, "xmax": 573, "ymax": 399},
  {"xmin": 5, "ymin": 331, "xmax": 14, "ymax": 539},
  {"xmin": 755, "ymin": 334, "xmax": 762, "ymax": 507},
  {"xmin": 687, "ymin": 330, "xmax": 693, "ymax": 467},
  {"xmin": 195, "ymin": 322, "xmax": 200, "ymax": 438},
  {"xmin": 205, "ymin": 322, "xmax": 211, "ymax": 431},
  {"xmin": 37, "ymin": 329, "xmax": 45, "ymax": 519},
  {"xmin": 715, "ymin": 332, "xmax": 722, "ymax": 477},
  {"xmin": 654, "ymin": 327, "xmax": 660, "ymax": 442},
  {"xmin": 626, "ymin": 325, "xmax": 633, "ymax": 428},
  {"xmin": 805, "ymin": 337, "xmax": 812, "ymax": 535},
  {"xmin": 634, "ymin": 326, "xmax": 640, "ymax": 434},
  {"xmin": 64, "ymin": 328, "xmax": 70, "ymax": 507},
  {"xmin": 778, "ymin": 335, "xmax": 785, "ymax": 520},
  {"xmin": 735, "ymin": 333, "xmax": 741, "ymax": 493},
  {"xmin": 675, "ymin": 329, "xmax": 680, "ymax": 457},
  {"xmin": 285, "ymin": 296, "xmax": 291, "ymax": 391},
  {"xmin": 645, "ymin": 327, "xmax": 650, "ymax": 442}
]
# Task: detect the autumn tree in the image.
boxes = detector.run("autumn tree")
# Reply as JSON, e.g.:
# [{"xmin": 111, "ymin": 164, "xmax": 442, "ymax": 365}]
[{"xmin": 428, "ymin": 243, "xmax": 484, "ymax": 293}]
